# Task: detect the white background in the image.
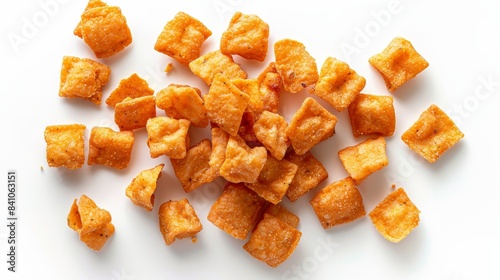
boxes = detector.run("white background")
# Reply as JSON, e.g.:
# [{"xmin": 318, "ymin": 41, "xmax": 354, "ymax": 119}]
[{"xmin": 1, "ymin": 0, "xmax": 500, "ymax": 279}]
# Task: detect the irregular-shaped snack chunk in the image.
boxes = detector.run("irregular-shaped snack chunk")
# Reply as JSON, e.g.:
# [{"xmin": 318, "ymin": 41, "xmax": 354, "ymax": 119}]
[
  {"xmin": 87, "ymin": 127, "xmax": 134, "ymax": 169},
  {"xmin": 348, "ymin": 93, "xmax": 396, "ymax": 137},
  {"xmin": 220, "ymin": 12, "xmax": 269, "ymax": 62},
  {"xmin": 369, "ymin": 188, "xmax": 420, "ymax": 243},
  {"xmin": 105, "ymin": 73, "xmax": 154, "ymax": 108},
  {"xmin": 79, "ymin": 223, "xmax": 115, "ymax": 252},
  {"xmin": 261, "ymin": 203, "xmax": 300, "ymax": 229},
  {"xmin": 189, "ymin": 50, "xmax": 247, "ymax": 86},
  {"xmin": 158, "ymin": 198, "xmax": 203, "ymax": 245},
  {"xmin": 369, "ymin": 37, "xmax": 429, "ymax": 92},
  {"xmin": 401, "ymin": 104, "xmax": 463, "ymax": 163},
  {"xmin": 253, "ymin": 111, "xmax": 290, "ymax": 160},
  {"xmin": 256, "ymin": 62, "xmax": 281, "ymax": 115},
  {"xmin": 44, "ymin": 124, "xmax": 86, "ymax": 170},
  {"xmin": 285, "ymin": 150, "xmax": 328, "ymax": 202},
  {"xmin": 114, "ymin": 96, "xmax": 156, "ymax": 131},
  {"xmin": 310, "ymin": 177, "xmax": 365, "ymax": 229},
  {"xmin": 208, "ymin": 128, "xmax": 230, "ymax": 178},
  {"xmin": 154, "ymin": 12, "xmax": 212, "ymax": 65},
  {"xmin": 125, "ymin": 164, "xmax": 164, "ymax": 212},
  {"xmin": 146, "ymin": 117, "xmax": 190, "ymax": 159}
]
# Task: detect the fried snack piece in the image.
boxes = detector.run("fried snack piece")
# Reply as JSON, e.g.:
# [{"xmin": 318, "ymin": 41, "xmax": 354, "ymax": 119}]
[
  {"xmin": 44, "ymin": 124, "xmax": 86, "ymax": 170},
  {"xmin": 256, "ymin": 62, "xmax": 281, "ymax": 115},
  {"xmin": 125, "ymin": 164, "xmax": 164, "ymax": 212},
  {"xmin": 156, "ymin": 84, "xmax": 208, "ymax": 128},
  {"xmin": 232, "ymin": 78, "xmax": 260, "ymax": 116},
  {"xmin": 253, "ymin": 111, "xmax": 290, "ymax": 160},
  {"xmin": 79, "ymin": 223, "xmax": 115, "ymax": 251},
  {"xmin": 243, "ymin": 213, "xmax": 302, "ymax": 267},
  {"xmin": 369, "ymin": 37, "xmax": 429, "ymax": 92},
  {"xmin": 204, "ymin": 73, "xmax": 250, "ymax": 136},
  {"xmin": 74, "ymin": 0, "xmax": 132, "ymax": 58},
  {"xmin": 220, "ymin": 12, "xmax": 269, "ymax": 62},
  {"xmin": 286, "ymin": 97, "xmax": 338, "ymax": 155},
  {"xmin": 154, "ymin": 12, "xmax": 212, "ymax": 65},
  {"xmin": 189, "ymin": 50, "xmax": 247, "ymax": 86},
  {"xmin": 59, "ymin": 56, "xmax": 111, "ymax": 105},
  {"xmin": 311, "ymin": 57, "xmax": 366, "ymax": 111},
  {"xmin": 369, "ymin": 188, "xmax": 420, "ymax": 243},
  {"xmin": 285, "ymin": 151, "xmax": 328, "ymax": 202},
  {"xmin": 310, "ymin": 177, "xmax": 366, "ymax": 229},
  {"xmin": 348, "ymin": 93, "xmax": 396, "ymax": 137},
  {"xmin": 114, "ymin": 96, "xmax": 156, "ymax": 131},
  {"xmin": 338, "ymin": 136, "xmax": 388, "ymax": 185},
  {"xmin": 87, "ymin": 127, "xmax": 134, "ymax": 169},
  {"xmin": 401, "ymin": 104, "xmax": 464, "ymax": 163},
  {"xmin": 158, "ymin": 198, "xmax": 203, "ymax": 245},
  {"xmin": 208, "ymin": 183, "xmax": 266, "ymax": 240},
  {"xmin": 208, "ymin": 127, "xmax": 230, "ymax": 177},
  {"xmin": 105, "ymin": 73, "xmax": 154, "ymax": 107},
  {"xmin": 274, "ymin": 39, "xmax": 318, "ymax": 93},
  {"xmin": 146, "ymin": 117, "xmax": 190, "ymax": 159},
  {"xmin": 261, "ymin": 203, "xmax": 300, "ymax": 229},
  {"xmin": 237, "ymin": 111, "xmax": 260, "ymax": 145}
]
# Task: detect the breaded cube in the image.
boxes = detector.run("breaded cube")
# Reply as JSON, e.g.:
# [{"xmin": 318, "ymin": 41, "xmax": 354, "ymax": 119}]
[
  {"xmin": 253, "ymin": 111, "xmax": 290, "ymax": 160},
  {"xmin": 189, "ymin": 50, "xmax": 247, "ymax": 86},
  {"xmin": 220, "ymin": 12, "xmax": 269, "ymax": 62},
  {"xmin": 261, "ymin": 203, "xmax": 300, "ymax": 229},
  {"xmin": 256, "ymin": 62, "xmax": 281, "ymax": 115},
  {"xmin": 87, "ymin": 127, "xmax": 134, "ymax": 169},
  {"xmin": 146, "ymin": 117, "xmax": 190, "ymax": 159},
  {"xmin": 401, "ymin": 104, "xmax": 464, "ymax": 163},
  {"xmin": 114, "ymin": 96, "xmax": 156, "ymax": 131},
  {"xmin": 125, "ymin": 164, "xmax": 164, "ymax": 212},
  {"xmin": 44, "ymin": 124, "xmax": 86, "ymax": 170},
  {"xmin": 348, "ymin": 93, "xmax": 396, "ymax": 137},
  {"xmin": 105, "ymin": 73, "xmax": 154, "ymax": 107},
  {"xmin": 369, "ymin": 188, "xmax": 420, "ymax": 243},
  {"xmin": 158, "ymin": 198, "xmax": 203, "ymax": 245},
  {"xmin": 310, "ymin": 177, "xmax": 366, "ymax": 229},
  {"xmin": 285, "ymin": 151, "xmax": 328, "ymax": 202},
  {"xmin": 369, "ymin": 37, "xmax": 429, "ymax": 92},
  {"xmin": 154, "ymin": 12, "xmax": 212, "ymax": 65}
]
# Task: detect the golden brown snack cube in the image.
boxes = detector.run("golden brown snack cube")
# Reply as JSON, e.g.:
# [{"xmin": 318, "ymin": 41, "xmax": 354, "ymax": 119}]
[
  {"xmin": 146, "ymin": 117, "xmax": 190, "ymax": 159},
  {"xmin": 243, "ymin": 213, "xmax": 302, "ymax": 267},
  {"xmin": 105, "ymin": 73, "xmax": 154, "ymax": 108},
  {"xmin": 59, "ymin": 56, "xmax": 111, "ymax": 105},
  {"xmin": 44, "ymin": 124, "xmax": 86, "ymax": 170},
  {"xmin": 208, "ymin": 183, "xmax": 266, "ymax": 240},
  {"xmin": 154, "ymin": 12, "xmax": 212, "ymax": 65},
  {"xmin": 262, "ymin": 203, "xmax": 300, "ymax": 229},
  {"xmin": 125, "ymin": 164, "xmax": 164, "ymax": 212},
  {"xmin": 253, "ymin": 111, "xmax": 290, "ymax": 160},
  {"xmin": 285, "ymin": 151, "xmax": 328, "ymax": 202},
  {"xmin": 274, "ymin": 39, "xmax": 318, "ymax": 93},
  {"xmin": 158, "ymin": 198, "xmax": 203, "ymax": 245},
  {"xmin": 189, "ymin": 50, "xmax": 247, "ymax": 86},
  {"xmin": 369, "ymin": 37, "xmax": 429, "ymax": 92},
  {"xmin": 310, "ymin": 177, "xmax": 366, "ymax": 229},
  {"xmin": 286, "ymin": 97, "xmax": 338, "ymax": 155},
  {"xmin": 311, "ymin": 57, "xmax": 366, "ymax": 111},
  {"xmin": 401, "ymin": 104, "xmax": 464, "ymax": 163},
  {"xmin": 369, "ymin": 188, "xmax": 420, "ymax": 243},
  {"xmin": 220, "ymin": 12, "xmax": 269, "ymax": 62},
  {"xmin": 348, "ymin": 93, "xmax": 396, "ymax": 137},
  {"xmin": 114, "ymin": 96, "xmax": 156, "ymax": 131},
  {"xmin": 87, "ymin": 127, "xmax": 134, "ymax": 169}
]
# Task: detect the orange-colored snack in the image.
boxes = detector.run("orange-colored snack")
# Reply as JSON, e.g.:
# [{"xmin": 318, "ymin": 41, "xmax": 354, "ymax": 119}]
[
  {"xmin": 285, "ymin": 151, "xmax": 328, "ymax": 202},
  {"xmin": 44, "ymin": 124, "xmax": 86, "ymax": 170},
  {"xmin": 114, "ymin": 96, "xmax": 156, "ymax": 131},
  {"xmin": 189, "ymin": 50, "xmax": 247, "ymax": 86},
  {"xmin": 125, "ymin": 164, "xmax": 164, "ymax": 212},
  {"xmin": 262, "ymin": 203, "xmax": 300, "ymax": 229},
  {"xmin": 105, "ymin": 73, "xmax": 154, "ymax": 108},
  {"xmin": 146, "ymin": 117, "xmax": 190, "ymax": 159},
  {"xmin": 253, "ymin": 111, "xmax": 290, "ymax": 160},
  {"xmin": 208, "ymin": 128, "xmax": 230, "ymax": 178},
  {"xmin": 79, "ymin": 223, "xmax": 115, "ymax": 252},
  {"xmin": 158, "ymin": 198, "xmax": 203, "ymax": 245},
  {"xmin": 87, "ymin": 127, "xmax": 134, "ymax": 169},
  {"xmin": 256, "ymin": 62, "xmax": 281, "ymax": 115},
  {"xmin": 348, "ymin": 93, "xmax": 396, "ymax": 137}
]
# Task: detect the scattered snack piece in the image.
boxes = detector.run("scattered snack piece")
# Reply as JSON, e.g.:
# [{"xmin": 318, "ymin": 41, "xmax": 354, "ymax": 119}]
[
  {"xmin": 256, "ymin": 62, "xmax": 281, "ymax": 115},
  {"xmin": 164, "ymin": 63, "xmax": 174, "ymax": 73},
  {"xmin": 44, "ymin": 124, "xmax": 86, "ymax": 170},
  {"xmin": 311, "ymin": 57, "xmax": 366, "ymax": 111},
  {"xmin": 243, "ymin": 213, "xmax": 302, "ymax": 267},
  {"xmin": 208, "ymin": 183, "xmax": 266, "ymax": 240},
  {"xmin": 401, "ymin": 104, "xmax": 464, "ymax": 163},
  {"xmin": 125, "ymin": 164, "xmax": 164, "ymax": 211},
  {"xmin": 274, "ymin": 39, "xmax": 318, "ymax": 93},
  {"xmin": 189, "ymin": 50, "xmax": 247, "ymax": 86},
  {"xmin": 286, "ymin": 97, "xmax": 338, "ymax": 155},
  {"xmin": 154, "ymin": 12, "xmax": 212, "ymax": 65},
  {"xmin": 261, "ymin": 203, "xmax": 300, "ymax": 229},
  {"xmin": 74, "ymin": 0, "xmax": 132, "ymax": 58},
  {"xmin": 253, "ymin": 111, "xmax": 290, "ymax": 160},
  {"xmin": 59, "ymin": 56, "xmax": 111, "ymax": 105},
  {"xmin": 220, "ymin": 12, "xmax": 269, "ymax": 62},
  {"xmin": 114, "ymin": 96, "xmax": 156, "ymax": 131},
  {"xmin": 156, "ymin": 84, "xmax": 208, "ymax": 128},
  {"xmin": 146, "ymin": 116, "xmax": 190, "ymax": 159},
  {"xmin": 79, "ymin": 223, "xmax": 116, "ymax": 252},
  {"xmin": 310, "ymin": 177, "xmax": 366, "ymax": 229},
  {"xmin": 105, "ymin": 73, "xmax": 154, "ymax": 108},
  {"xmin": 87, "ymin": 127, "xmax": 134, "ymax": 169},
  {"xmin": 285, "ymin": 150, "xmax": 328, "ymax": 202},
  {"xmin": 348, "ymin": 93, "xmax": 396, "ymax": 137},
  {"xmin": 208, "ymin": 128, "xmax": 230, "ymax": 177},
  {"xmin": 158, "ymin": 198, "xmax": 203, "ymax": 245},
  {"xmin": 369, "ymin": 188, "xmax": 420, "ymax": 243},
  {"xmin": 369, "ymin": 37, "xmax": 429, "ymax": 92}
]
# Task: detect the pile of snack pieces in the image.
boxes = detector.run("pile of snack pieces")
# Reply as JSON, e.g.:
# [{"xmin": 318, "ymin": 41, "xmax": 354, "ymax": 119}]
[{"xmin": 44, "ymin": 0, "xmax": 464, "ymax": 267}]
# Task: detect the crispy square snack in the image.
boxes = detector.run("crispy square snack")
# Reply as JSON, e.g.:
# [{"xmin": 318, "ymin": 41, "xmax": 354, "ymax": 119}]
[
  {"xmin": 114, "ymin": 96, "xmax": 156, "ymax": 131},
  {"xmin": 44, "ymin": 124, "xmax": 86, "ymax": 170},
  {"xmin": 105, "ymin": 73, "xmax": 154, "ymax": 108},
  {"xmin": 262, "ymin": 203, "xmax": 300, "ymax": 229},
  {"xmin": 87, "ymin": 127, "xmax": 134, "ymax": 169},
  {"xmin": 189, "ymin": 50, "xmax": 247, "ymax": 86},
  {"xmin": 154, "ymin": 12, "xmax": 212, "ymax": 65},
  {"xmin": 156, "ymin": 84, "xmax": 208, "ymax": 128},
  {"xmin": 338, "ymin": 136, "xmax": 388, "ymax": 185},
  {"xmin": 146, "ymin": 117, "xmax": 190, "ymax": 159},
  {"xmin": 253, "ymin": 111, "xmax": 290, "ymax": 160},
  {"xmin": 256, "ymin": 62, "xmax": 281, "ymax": 115},
  {"xmin": 285, "ymin": 151, "xmax": 328, "ymax": 202},
  {"xmin": 208, "ymin": 128, "xmax": 230, "ymax": 177},
  {"xmin": 74, "ymin": 0, "xmax": 132, "ymax": 58},
  {"xmin": 401, "ymin": 104, "xmax": 464, "ymax": 163},
  {"xmin": 220, "ymin": 12, "xmax": 269, "ymax": 62},
  {"xmin": 369, "ymin": 37, "xmax": 429, "ymax": 92},
  {"xmin": 310, "ymin": 177, "xmax": 366, "ymax": 229},
  {"xmin": 274, "ymin": 39, "xmax": 318, "ymax": 93},
  {"xmin": 125, "ymin": 164, "xmax": 164, "ymax": 212},
  {"xmin": 208, "ymin": 183, "xmax": 266, "ymax": 240},
  {"xmin": 79, "ymin": 223, "xmax": 115, "ymax": 251},
  {"xmin": 158, "ymin": 198, "xmax": 203, "ymax": 245},
  {"xmin": 369, "ymin": 188, "xmax": 420, "ymax": 243},
  {"xmin": 59, "ymin": 56, "xmax": 111, "ymax": 105},
  {"xmin": 243, "ymin": 213, "xmax": 302, "ymax": 267},
  {"xmin": 311, "ymin": 57, "xmax": 366, "ymax": 111},
  {"xmin": 286, "ymin": 97, "xmax": 338, "ymax": 155},
  {"xmin": 348, "ymin": 93, "xmax": 396, "ymax": 137}
]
